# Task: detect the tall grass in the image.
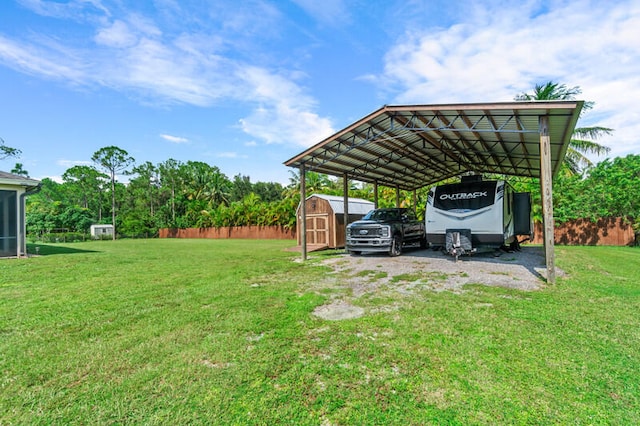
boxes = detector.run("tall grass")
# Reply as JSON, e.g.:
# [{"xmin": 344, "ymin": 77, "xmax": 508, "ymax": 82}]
[{"xmin": 1, "ymin": 241, "xmax": 638, "ymax": 424}]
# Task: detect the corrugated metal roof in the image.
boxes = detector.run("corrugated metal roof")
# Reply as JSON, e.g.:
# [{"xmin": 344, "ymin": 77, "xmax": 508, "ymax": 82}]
[{"xmin": 285, "ymin": 101, "xmax": 583, "ymax": 190}]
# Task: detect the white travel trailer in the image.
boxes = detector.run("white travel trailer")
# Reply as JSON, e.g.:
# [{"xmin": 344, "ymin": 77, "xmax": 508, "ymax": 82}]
[{"xmin": 425, "ymin": 176, "xmax": 533, "ymax": 260}]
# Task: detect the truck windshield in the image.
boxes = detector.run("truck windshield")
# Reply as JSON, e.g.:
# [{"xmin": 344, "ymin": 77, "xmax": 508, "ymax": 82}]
[{"xmin": 363, "ymin": 209, "xmax": 401, "ymax": 221}]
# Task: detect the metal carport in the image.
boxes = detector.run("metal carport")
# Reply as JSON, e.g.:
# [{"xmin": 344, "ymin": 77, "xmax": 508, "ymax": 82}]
[{"xmin": 285, "ymin": 101, "xmax": 583, "ymax": 283}]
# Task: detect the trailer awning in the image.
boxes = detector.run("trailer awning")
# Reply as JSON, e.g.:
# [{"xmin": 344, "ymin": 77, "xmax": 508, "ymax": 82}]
[{"xmin": 285, "ymin": 101, "xmax": 583, "ymax": 191}]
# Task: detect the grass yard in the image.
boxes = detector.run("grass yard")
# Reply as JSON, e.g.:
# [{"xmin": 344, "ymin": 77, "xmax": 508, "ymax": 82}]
[{"xmin": 1, "ymin": 240, "xmax": 639, "ymax": 424}]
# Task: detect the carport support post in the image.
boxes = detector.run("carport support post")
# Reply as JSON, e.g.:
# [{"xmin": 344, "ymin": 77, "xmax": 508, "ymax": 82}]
[
  {"xmin": 300, "ymin": 164, "xmax": 307, "ymax": 261},
  {"xmin": 395, "ymin": 186, "xmax": 400, "ymax": 207},
  {"xmin": 373, "ymin": 181, "xmax": 379, "ymax": 209},
  {"xmin": 539, "ymin": 115, "xmax": 556, "ymax": 283},
  {"xmin": 343, "ymin": 173, "xmax": 349, "ymax": 243},
  {"xmin": 412, "ymin": 190, "xmax": 417, "ymax": 214}
]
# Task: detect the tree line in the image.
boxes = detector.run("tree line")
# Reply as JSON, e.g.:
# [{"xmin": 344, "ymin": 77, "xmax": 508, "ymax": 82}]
[
  {"xmin": 19, "ymin": 148, "xmax": 640, "ymax": 242},
  {"xmin": 24, "ymin": 152, "xmax": 299, "ymax": 240},
  {"xmin": 2, "ymin": 82, "xmax": 638, "ymax": 241}
]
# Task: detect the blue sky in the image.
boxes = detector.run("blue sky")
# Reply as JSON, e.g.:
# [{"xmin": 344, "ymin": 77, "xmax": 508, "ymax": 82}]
[{"xmin": 1, "ymin": 0, "xmax": 639, "ymax": 185}]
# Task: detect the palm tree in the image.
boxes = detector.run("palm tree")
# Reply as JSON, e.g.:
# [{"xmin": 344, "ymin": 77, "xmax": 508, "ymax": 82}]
[
  {"xmin": 158, "ymin": 159, "xmax": 182, "ymax": 224},
  {"xmin": 208, "ymin": 168, "xmax": 231, "ymax": 207},
  {"xmin": 284, "ymin": 170, "xmax": 332, "ymax": 197},
  {"xmin": 11, "ymin": 163, "xmax": 29, "ymax": 177},
  {"xmin": 515, "ymin": 82, "xmax": 613, "ymax": 174}
]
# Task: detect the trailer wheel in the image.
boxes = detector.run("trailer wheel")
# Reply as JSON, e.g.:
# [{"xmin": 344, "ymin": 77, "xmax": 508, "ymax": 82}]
[{"xmin": 389, "ymin": 235, "xmax": 402, "ymax": 256}]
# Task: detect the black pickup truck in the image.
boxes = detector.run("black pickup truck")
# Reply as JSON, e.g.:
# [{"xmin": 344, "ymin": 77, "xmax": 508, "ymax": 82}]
[{"xmin": 346, "ymin": 208, "xmax": 427, "ymax": 256}]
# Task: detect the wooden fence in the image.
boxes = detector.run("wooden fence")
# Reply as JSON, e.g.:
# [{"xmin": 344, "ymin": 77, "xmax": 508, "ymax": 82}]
[
  {"xmin": 531, "ymin": 217, "xmax": 636, "ymax": 246},
  {"xmin": 159, "ymin": 226, "xmax": 295, "ymax": 240},
  {"xmin": 160, "ymin": 217, "xmax": 636, "ymax": 246}
]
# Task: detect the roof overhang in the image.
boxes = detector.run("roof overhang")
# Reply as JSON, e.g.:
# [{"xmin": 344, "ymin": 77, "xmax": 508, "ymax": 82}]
[
  {"xmin": 0, "ymin": 171, "xmax": 41, "ymax": 190},
  {"xmin": 285, "ymin": 101, "xmax": 583, "ymax": 190}
]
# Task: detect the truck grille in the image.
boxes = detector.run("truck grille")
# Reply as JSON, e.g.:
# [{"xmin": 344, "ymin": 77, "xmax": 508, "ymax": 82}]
[{"xmin": 350, "ymin": 226, "xmax": 383, "ymax": 238}]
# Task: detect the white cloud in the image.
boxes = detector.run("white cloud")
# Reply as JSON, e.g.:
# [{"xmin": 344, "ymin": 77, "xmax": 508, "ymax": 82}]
[
  {"xmin": 101, "ymin": 35, "xmax": 239, "ymax": 106},
  {"xmin": 9, "ymin": 0, "xmax": 636, "ymax": 162},
  {"xmin": 39, "ymin": 174, "xmax": 64, "ymax": 183},
  {"xmin": 374, "ymin": 0, "xmax": 640, "ymax": 156},
  {"xmin": 1, "ymin": 6, "xmax": 252, "ymax": 106},
  {"xmin": 0, "ymin": 35, "xmax": 88, "ymax": 85},
  {"xmin": 216, "ymin": 152, "xmax": 247, "ymax": 159},
  {"xmin": 239, "ymin": 104, "xmax": 334, "ymax": 148},
  {"xmin": 95, "ymin": 20, "xmax": 137, "ymax": 48},
  {"xmin": 56, "ymin": 159, "xmax": 93, "ymax": 168},
  {"xmin": 17, "ymin": 0, "xmax": 110, "ymax": 20},
  {"xmin": 237, "ymin": 66, "xmax": 335, "ymax": 147},
  {"xmin": 1, "ymin": 2, "xmax": 335, "ymax": 150},
  {"xmin": 160, "ymin": 134, "xmax": 189, "ymax": 144}
]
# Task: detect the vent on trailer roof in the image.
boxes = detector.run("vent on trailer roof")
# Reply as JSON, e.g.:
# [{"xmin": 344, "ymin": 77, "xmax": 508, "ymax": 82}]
[{"xmin": 461, "ymin": 175, "xmax": 483, "ymax": 183}]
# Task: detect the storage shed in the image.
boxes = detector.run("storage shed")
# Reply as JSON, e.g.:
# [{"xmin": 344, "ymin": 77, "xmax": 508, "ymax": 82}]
[
  {"xmin": 90, "ymin": 224, "xmax": 114, "ymax": 239},
  {"xmin": 296, "ymin": 194, "xmax": 374, "ymax": 249}
]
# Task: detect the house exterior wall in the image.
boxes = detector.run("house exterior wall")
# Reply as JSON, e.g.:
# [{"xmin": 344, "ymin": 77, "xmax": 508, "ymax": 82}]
[
  {"xmin": 1, "ymin": 172, "xmax": 41, "ymax": 258},
  {"xmin": 0, "ymin": 185, "xmax": 26, "ymax": 258}
]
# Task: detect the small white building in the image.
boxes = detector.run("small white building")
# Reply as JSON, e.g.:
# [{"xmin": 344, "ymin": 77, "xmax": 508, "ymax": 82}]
[
  {"xmin": 0, "ymin": 171, "xmax": 41, "ymax": 257},
  {"xmin": 90, "ymin": 224, "xmax": 114, "ymax": 239}
]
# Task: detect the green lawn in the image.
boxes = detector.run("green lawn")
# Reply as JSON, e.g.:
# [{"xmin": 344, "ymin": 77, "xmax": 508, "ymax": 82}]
[{"xmin": 1, "ymin": 240, "xmax": 639, "ymax": 425}]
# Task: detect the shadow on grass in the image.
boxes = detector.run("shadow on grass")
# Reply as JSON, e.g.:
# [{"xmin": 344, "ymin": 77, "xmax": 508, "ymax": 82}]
[{"xmin": 27, "ymin": 243, "xmax": 100, "ymax": 256}]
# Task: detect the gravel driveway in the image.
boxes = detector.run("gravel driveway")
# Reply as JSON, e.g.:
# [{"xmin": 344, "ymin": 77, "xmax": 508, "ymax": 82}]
[{"xmin": 312, "ymin": 245, "xmax": 557, "ymax": 320}]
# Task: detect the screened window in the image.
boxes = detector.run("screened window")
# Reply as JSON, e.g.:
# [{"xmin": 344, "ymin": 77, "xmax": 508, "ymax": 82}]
[{"xmin": 0, "ymin": 190, "xmax": 18, "ymax": 257}]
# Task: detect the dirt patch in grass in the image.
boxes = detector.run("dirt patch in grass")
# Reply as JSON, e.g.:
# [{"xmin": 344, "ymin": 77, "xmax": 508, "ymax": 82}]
[
  {"xmin": 312, "ymin": 301, "xmax": 365, "ymax": 320},
  {"xmin": 311, "ymin": 246, "xmax": 558, "ymax": 319}
]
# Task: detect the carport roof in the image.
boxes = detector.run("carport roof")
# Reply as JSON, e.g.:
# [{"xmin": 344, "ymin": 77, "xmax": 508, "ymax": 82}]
[{"xmin": 285, "ymin": 101, "xmax": 583, "ymax": 191}]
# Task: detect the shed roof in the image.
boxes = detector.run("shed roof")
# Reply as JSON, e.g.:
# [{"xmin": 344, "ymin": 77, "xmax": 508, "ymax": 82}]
[
  {"xmin": 300, "ymin": 194, "xmax": 375, "ymax": 215},
  {"xmin": 285, "ymin": 101, "xmax": 583, "ymax": 191}
]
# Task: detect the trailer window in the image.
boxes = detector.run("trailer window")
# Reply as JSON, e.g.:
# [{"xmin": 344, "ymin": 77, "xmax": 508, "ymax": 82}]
[{"xmin": 433, "ymin": 181, "xmax": 497, "ymax": 211}]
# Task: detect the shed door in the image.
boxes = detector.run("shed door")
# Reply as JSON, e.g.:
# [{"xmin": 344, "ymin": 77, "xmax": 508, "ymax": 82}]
[{"xmin": 306, "ymin": 214, "xmax": 329, "ymax": 246}]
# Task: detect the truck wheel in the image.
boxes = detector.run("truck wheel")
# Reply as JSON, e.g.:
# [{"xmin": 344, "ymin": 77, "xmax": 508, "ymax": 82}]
[
  {"xmin": 350, "ymin": 250, "xmax": 361, "ymax": 256},
  {"xmin": 389, "ymin": 235, "xmax": 402, "ymax": 256}
]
